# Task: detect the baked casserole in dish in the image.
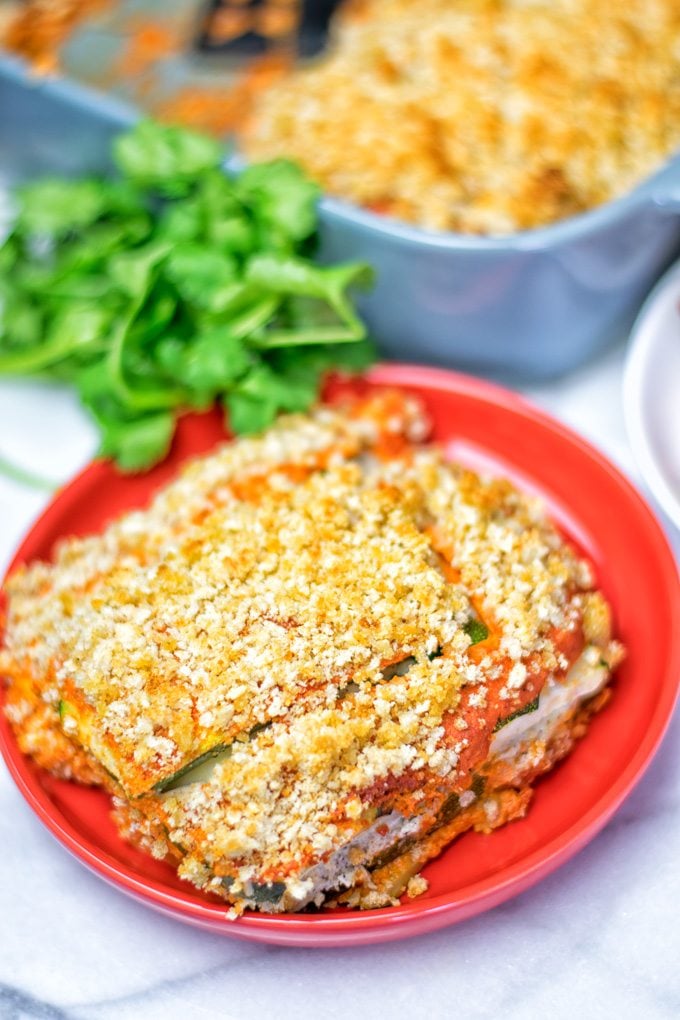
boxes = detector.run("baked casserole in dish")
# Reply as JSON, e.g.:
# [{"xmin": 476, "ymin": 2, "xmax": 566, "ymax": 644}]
[
  {"xmin": 3, "ymin": 0, "xmax": 680, "ymax": 379},
  {"xmin": 246, "ymin": 0, "xmax": 680, "ymax": 235},
  {"xmin": 3, "ymin": 0, "xmax": 680, "ymax": 378},
  {"xmin": 1, "ymin": 390, "xmax": 624, "ymax": 913}
]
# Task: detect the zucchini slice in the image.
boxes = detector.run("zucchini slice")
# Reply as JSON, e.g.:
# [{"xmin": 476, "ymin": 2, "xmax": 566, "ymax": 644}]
[
  {"xmin": 493, "ymin": 695, "xmax": 540, "ymax": 733},
  {"xmin": 154, "ymin": 743, "xmax": 232, "ymax": 793},
  {"xmin": 381, "ymin": 656, "xmax": 416, "ymax": 680},
  {"xmin": 222, "ymin": 876, "xmax": 287, "ymax": 908},
  {"xmin": 154, "ymin": 720, "xmax": 273, "ymax": 793}
]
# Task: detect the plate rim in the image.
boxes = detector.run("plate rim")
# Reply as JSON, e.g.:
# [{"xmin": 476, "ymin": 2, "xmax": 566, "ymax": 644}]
[
  {"xmin": 624, "ymin": 256, "xmax": 680, "ymax": 532},
  {"xmin": 2, "ymin": 363, "xmax": 679, "ymax": 944}
]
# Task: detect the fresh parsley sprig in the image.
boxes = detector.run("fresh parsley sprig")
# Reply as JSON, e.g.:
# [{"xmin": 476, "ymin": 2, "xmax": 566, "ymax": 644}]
[{"xmin": 0, "ymin": 120, "xmax": 375, "ymax": 473}]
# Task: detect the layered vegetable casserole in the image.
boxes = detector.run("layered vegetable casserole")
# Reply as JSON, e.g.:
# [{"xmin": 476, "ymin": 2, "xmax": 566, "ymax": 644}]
[
  {"xmin": 1, "ymin": 391, "xmax": 623, "ymax": 913},
  {"xmin": 245, "ymin": 0, "xmax": 680, "ymax": 233}
]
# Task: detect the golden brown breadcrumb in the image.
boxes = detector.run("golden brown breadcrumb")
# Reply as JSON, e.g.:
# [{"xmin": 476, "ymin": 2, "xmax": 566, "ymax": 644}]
[{"xmin": 245, "ymin": 0, "xmax": 680, "ymax": 233}]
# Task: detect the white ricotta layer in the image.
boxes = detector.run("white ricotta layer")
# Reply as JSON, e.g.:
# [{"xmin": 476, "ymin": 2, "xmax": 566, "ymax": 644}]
[{"xmin": 489, "ymin": 644, "xmax": 609, "ymax": 761}]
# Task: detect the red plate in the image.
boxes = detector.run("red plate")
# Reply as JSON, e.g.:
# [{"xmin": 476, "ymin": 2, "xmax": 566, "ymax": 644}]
[{"xmin": 1, "ymin": 365, "xmax": 679, "ymax": 947}]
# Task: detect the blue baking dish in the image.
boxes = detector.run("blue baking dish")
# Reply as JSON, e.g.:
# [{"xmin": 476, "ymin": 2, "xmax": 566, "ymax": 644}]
[{"xmin": 3, "ymin": 51, "xmax": 680, "ymax": 381}]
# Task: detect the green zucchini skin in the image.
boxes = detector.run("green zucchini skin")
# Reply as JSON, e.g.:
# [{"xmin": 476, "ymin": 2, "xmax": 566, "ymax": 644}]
[
  {"xmin": 437, "ymin": 791, "xmax": 460, "ymax": 826},
  {"xmin": 216, "ymin": 769, "xmax": 490, "ymax": 912},
  {"xmin": 249, "ymin": 881, "xmax": 287, "ymax": 905},
  {"xmin": 464, "ymin": 618, "xmax": 489, "ymax": 645},
  {"xmin": 470, "ymin": 773, "xmax": 486, "ymax": 798},
  {"xmin": 154, "ymin": 721, "xmax": 274, "ymax": 793},
  {"xmin": 222, "ymin": 876, "xmax": 287, "ymax": 907},
  {"xmin": 152, "ymin": 651, "xmax": 452, "ymax": 795},
  {"xmin": 154, "ymin": 743, "xmax": 232, "ymax": 793},
  {"xmin": 493, "ymin": 695, "xmax": 540, "ymax": 733}
]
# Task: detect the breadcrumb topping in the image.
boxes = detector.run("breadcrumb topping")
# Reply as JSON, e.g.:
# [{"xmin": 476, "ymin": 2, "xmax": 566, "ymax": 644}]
[
  {"xmin": 2, "ymin": 394, "xmax": 431, "ymax": 794},
  {"xmin": 245, "ymin": 0, "xmax": 680, "ymax": 233}
]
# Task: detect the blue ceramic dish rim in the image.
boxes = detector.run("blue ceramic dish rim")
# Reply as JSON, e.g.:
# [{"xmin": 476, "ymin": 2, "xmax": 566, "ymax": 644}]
[{"xmin": 4, "ymin": 48, "xmax": 680, "ymax": 253}]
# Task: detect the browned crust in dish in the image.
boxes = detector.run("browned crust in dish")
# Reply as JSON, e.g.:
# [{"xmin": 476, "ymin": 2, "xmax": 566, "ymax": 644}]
[{"xmin": 245, "ymin": 0, "xmax": 680, "ymax": 233}]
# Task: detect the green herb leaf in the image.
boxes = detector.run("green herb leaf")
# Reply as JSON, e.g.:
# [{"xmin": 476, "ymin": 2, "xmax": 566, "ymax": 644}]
[
  {"xmin": 47, "ymin": 303, "xmax": 114, "ymax": 353},
  {"xmin": 114, "ymin": 121, "xmax": 222, "ymax": 196},
  {"xmin": 0, "ymin": 301, "xmax": 44, "ymax": 354},
  {"xmin": 164, "ymin": 246, "xmax": 239, "ymax": 309},
  {"xmin": 181, "ymin": 327, "xmax": 253, "ymax": 396},
  {"xmin": 223, "ymin": 390, "xmax": 278, "ymax": 435},
  {"xmin": 108, "ymin": 240, "xmax": 171, "ymax": 298},
  {"xmin": 245, "ymin": 254, "xmax": 373, "ymax": 345},
  {"xmin": 235, "ymin": 159, "xmax": 320, "ymax": 244},
  {"xmin": 0, "ymin": 121, "xmax": 374, "ymax": 473},
  {"xmin": 236, "ymin": 362, "xmax": 317, "ymax": 414},
  {"xmin": 16, "ymin": 179, "xmax": 110, "ymax": 236},
  {"xmin": 98, "ymin": 411, "xmax": 175, "ymax": 472}
]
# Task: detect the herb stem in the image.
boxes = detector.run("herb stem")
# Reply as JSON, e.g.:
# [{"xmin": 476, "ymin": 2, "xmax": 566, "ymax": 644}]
[
  {"xmin": 0, "ymin": 452, "xmax": 60, "ymax": 491},
  {"xmin": 0, "ymin": 339, "xmax": 81, "ymax": 375}
]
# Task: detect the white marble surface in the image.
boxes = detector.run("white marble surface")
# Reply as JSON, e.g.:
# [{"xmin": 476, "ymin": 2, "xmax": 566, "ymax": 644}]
[{"xmin": 1, "ymin": 344, "xmax": 679, "ymax": 1020}]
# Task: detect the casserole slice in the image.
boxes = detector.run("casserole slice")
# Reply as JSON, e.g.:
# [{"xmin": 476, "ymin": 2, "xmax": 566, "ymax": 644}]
[
  {"xmin": 1, "ymin": 391, "xmax": 433, "ymax": 796},
  {"xmin": 1, "ymin": 392, "xmax": 623, "ymax": 912},
  {"xmin": 116, "ymin": 618, "xmax": 620, "ymax": 912}
]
